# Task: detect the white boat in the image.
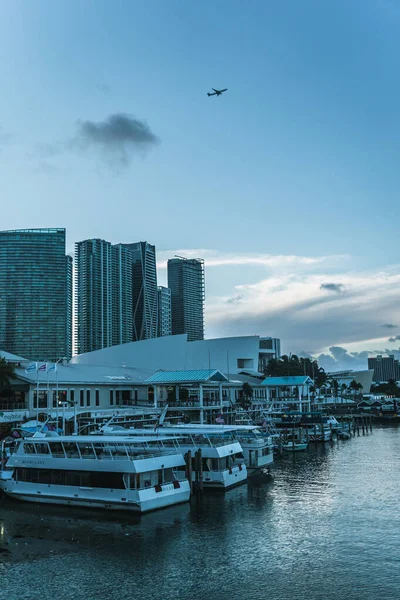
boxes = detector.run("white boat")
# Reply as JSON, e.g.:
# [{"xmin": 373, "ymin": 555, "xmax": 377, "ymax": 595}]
[
  {"xmin": 165, "ymin": 424, "xmax": 274, "ymax": 474},
  {"xmin": 96, "ymin": 426, "xmax": 248, "ymax": 490},
  {"xmin": 0, "ymin": 434, "xmax": 191, "ymax": 513},
  {"xmin": 282, "ymin": 441, "xmax": 308, "ymax": 452}
]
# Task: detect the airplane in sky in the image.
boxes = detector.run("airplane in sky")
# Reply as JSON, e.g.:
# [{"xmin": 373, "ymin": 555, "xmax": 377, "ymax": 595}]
[{"xmin": 207, "ymin": 88, "xmax": 228, "ymax": 97}]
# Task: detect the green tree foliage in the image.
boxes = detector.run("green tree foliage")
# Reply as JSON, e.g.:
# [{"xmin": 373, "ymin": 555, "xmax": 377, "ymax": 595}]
[
  {"xmin": 238, "ymin": 382, "xmax": 253, "ymax": 409},
  {"xmin": 265, "ymin": 355, "xmax": 327, "ymax": 387},
  {"xmin": 0, "ymin": 358, "xmax": 15, "ymax": 392},
  {"xmin": 371, "ymin": 379, "xmax": 400, "ymax": 397}
]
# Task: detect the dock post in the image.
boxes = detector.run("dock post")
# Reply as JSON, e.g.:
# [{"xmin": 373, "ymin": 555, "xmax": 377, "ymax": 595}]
[
  {"xmin": 194, "ymin": 450, "xmax": 200, "ymax": 491},
  {"xmin": 291, "ymin": 426, "xmax": 295, "ymax": 452},
  {"xmin": 314, "ymin": 424, "xmax": 318, "ymax": 444},
  {"xmin": 185, "ymin": 450, "xmax": 193, "ymax": 495},
  {"xmin": 362, "ymin": 418, "xmax": 365, "ymax": 435},
  {"xmin": 198, "ymin": 448, "xmax": 203, "ymax": 492},
  {"xmin": 370, "ymin": 416, "xmax": 373, "ymax": 432}
]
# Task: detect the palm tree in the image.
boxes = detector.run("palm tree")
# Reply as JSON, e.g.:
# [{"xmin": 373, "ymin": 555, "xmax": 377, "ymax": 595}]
[
  {"xmin": 328, "ymin": 378, "xmax": 339, "ymax": 402},
  {"xmin": 0, "ymin": 358, "xmax": 15, "ymax": 391},
  {"xmin": 349, "ymin": 380, "xmax": 359, "ymax": 403},
  {"xmin": 239, "ymin": 382, "xmax": 253, "ymax": 410}
]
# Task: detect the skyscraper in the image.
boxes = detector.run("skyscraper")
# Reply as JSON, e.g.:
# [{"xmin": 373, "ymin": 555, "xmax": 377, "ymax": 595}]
[
  {"xmin": 75, "ymin": 239, "xmax": 132, "ymax": 354},
  {"xmin": 157, "ymin": 286, "xmax": 172, "ymax": 337},
  {"xmin": 168, "ymin": 257, "xmax": 205, "ymax": 341},
  {"xmin": 122, "ymin": 241, "xmax": 158, "ymax": 341},
  {"xmin": 0, "ymin": 228, "xmax": 72, "ymax": 361}
]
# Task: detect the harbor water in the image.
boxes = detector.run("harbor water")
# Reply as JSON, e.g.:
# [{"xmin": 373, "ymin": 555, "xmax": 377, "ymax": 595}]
[{"xmin": 1, "ymin": 426, "xmax": 399, "ymax": 600}]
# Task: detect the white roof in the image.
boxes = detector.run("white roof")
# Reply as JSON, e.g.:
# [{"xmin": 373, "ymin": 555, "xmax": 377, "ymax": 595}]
[
  {"xmin": 0, "ymin": 350, "xmax": 28, "ymax": 363},
  {"xmin": 30, "ymin": 434, "xmax": 175, "ymax": 443},
  {"xmin": 15, "ymin": 364, "xmax": 154, "ymax": 386}
]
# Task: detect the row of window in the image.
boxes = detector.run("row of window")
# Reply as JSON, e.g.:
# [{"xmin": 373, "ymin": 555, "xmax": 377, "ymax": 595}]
[
  {"xmin": 14, "ymin": 467, "xmax": 175, "ymax": 490},
  {"xmin": 32, "ymin": 389, "xmax": 137, "ymax": 409}
]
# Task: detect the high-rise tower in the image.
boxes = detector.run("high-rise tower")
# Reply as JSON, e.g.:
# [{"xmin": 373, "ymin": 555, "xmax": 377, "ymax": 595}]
[
  {"xmin": 167, "ymin": 257, "xmax": 205, "ymax": 341},
  {"xmin": 121, "ymin": 241, "xmax": 158, "ymax": 341},
  {"xmin": 0, "ymin": 228, "xmax": 72, "ymax": 360}
]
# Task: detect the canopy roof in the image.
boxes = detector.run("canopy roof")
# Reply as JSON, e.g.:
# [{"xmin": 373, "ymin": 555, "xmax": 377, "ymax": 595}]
[
  {"xmin": 145, "ymin": 369, "xmax": 229, "ymax": 385},
  {"xmin": 261, "ymin": 376, "xmax": 313, "ymax": 387}
]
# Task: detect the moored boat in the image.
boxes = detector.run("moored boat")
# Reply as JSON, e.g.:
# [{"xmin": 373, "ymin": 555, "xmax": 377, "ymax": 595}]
[{"xmin": 0, "ymin": 434, "xmax": 191, "ymax": 513}]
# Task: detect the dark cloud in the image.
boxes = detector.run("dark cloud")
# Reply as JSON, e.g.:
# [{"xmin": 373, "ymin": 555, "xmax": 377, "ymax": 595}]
[
  {"xmin": 320, "ymin": 283, "xmax": 345, "ymax": 293},
  {"xmin": 388, "ymin": 335, "xmax": 400, "ymax": 342},
  {"xmin": 36, "ymin": 113, "xmax": 160, "ymax": 169},
  {"xmin": 317, "ymin": 346, "xmax": 372, "ymax": 372},
  {"xmin": 382, "ymin": 323, "xmax": 397, "ymax": 329},
  {"xmin": 226, "ymin": 294, "xmax": 243, "ymax": 304},
  {"xmin": 70, "ymin": 113, "xmax": 160, "ymax": 166}
]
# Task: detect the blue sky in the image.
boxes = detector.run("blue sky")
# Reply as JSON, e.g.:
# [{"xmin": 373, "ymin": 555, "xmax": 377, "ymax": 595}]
[{"xmin": 1, "ymin": 0, "xmax": 400, "ymax": 368}]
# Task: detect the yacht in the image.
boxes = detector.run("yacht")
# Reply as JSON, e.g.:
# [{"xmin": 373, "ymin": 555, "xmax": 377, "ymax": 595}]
[
  {"xmin": 96, "ymin": 426, "xmax": 248, "ymax": 490},
  {"xmin": 0, "ymin": 434, "xmax": 191, "ymax": 513},
  {"xmin": 165, "ymin": 424, "xmax": 274, "ymax": 474}
]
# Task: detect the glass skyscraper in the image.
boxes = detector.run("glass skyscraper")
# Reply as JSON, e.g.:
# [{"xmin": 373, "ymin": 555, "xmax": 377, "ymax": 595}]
[
  {"xmin": 75, "ymin": 239, "xmax": 133, "ymax": 354},
  {"xmin": 157, "ymin": 286, "xmax": 172, "ymax": 337},
  {"xmin": 122, "ymin": 241, "xmax": 158, "ymax": 341},
  {"xmin": 168, "ymin": 257, "xmax": 205, "ymax": 341},
  {"xmin": 0, "ymin": 228, "xmax": 72, "ymax": 361}
]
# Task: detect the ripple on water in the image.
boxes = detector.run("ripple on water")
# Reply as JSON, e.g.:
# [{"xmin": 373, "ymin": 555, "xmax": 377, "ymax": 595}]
[{"xmin": 1, "ymin": 426, "xmax": 400, "ymax": 600}]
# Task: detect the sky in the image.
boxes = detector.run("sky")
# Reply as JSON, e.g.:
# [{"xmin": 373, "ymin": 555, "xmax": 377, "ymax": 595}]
[{"xmin": 1, "ymin": 0, "xmax": 400, "ymax": 370}]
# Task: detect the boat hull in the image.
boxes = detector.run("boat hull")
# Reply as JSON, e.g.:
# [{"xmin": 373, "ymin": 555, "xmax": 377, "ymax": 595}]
[{"xmin": 0, "ymin": 480, "xmax": 191, "ymax": 513}]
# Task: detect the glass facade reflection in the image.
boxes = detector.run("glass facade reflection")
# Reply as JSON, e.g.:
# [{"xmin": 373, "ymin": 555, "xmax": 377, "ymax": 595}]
[{"xmin": 0, "ymin": 228, "xmax": 72, "ymax": 360}]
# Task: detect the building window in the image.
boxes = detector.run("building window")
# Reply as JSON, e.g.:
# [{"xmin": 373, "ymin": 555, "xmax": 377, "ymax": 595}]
[
  {"xmin": 86, "ymin": 390, "xmax": 91, "ymax": 407},
  {"xmin": 95, "ymin": 389, "xmax": 100, "ymax": 407},
  {"xmin": 70, "ymin": 390, "xmax": 75, "ymax": 404},
  {"xmin": 80, "ymin": 390, "xmax": 84, "ymax": 407},
  {"xmin": 110, "ymin": 390, "xmax": 114, "ymax": 406}
]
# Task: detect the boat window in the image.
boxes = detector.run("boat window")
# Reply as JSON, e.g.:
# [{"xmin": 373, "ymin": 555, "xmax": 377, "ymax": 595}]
[
  {"xmin": 34, "ymin": 443, "xmax": 50, "ymax": 455},
  {"xmin": 110, "ymin": 443, "xmax": 129, "ymax": 459},
  {"xmin": 162, "ymin": 467, "xmax": 174, "ymax": 483},
  {"xmin": 49, "ymin": 442, "xmax": 65, "ymax": 457},
  {"xmin": 262, "ymin": 447, "xmax": 270, "ymax": 456},
  {"xmin": 23, "ymin": 443, "xmax": 36, "ymax": 454},
  {"xmin": 77, "ymin": 442, "xmax": 96, "ymax": 458},
  {"xmin": 63, "ymin": 442, "xmax": 80, "ymax": 458},
  {"xmin": 140, "ymin": 471, "xmax": 157, "ymax": 488}
]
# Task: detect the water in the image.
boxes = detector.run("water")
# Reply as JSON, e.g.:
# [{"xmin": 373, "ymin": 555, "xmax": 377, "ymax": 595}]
[{"xmin": 1, "ymin": 426, "xmax": 399, "ymax": 600}]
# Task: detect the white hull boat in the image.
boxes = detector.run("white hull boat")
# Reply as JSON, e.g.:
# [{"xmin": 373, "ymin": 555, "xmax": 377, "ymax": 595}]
[{"xmin": 0, "ymin": 434, "xmax": 191, "ymax": 513}]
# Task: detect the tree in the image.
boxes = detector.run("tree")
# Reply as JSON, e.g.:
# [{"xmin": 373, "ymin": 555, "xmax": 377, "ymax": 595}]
[
  {"xmin": 328, "ymin": 378, "xmax": 339, "ymax": 401},
  {"xmin": 238, "ymin": 382, "xmax": 253, "ymax": 410},
  {"xmin": 0, "ymin": 358, "xmax": 15, "ymax": 392},
  {"xmin": 349, "ymin": 380, "xmax": 362, "ymax": 402}
]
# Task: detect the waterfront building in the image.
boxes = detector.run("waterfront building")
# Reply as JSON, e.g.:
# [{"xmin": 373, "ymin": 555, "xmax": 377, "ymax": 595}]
[
  {"xmin": 71, "ymin": 333, "xmax": 281, "ymax": 377},
  {"xmin": 327, "ymin": 369, "xmax": 374, "ymax": 393},
  {"xmin": 157, "ymin": 286, "xmax": 172, "ymax": 337},
  {"xmin": 368, "ymin": 355, "xmax": 400, "ymax": 383},
  {"xmin": 167, "ymin": 257, "xmax": 205, "ymax": 341},
  {"xmin": 75, "ymin": 239, "xmax": 132, "ymax": 354},
  {"xmin": 258, "ymin": 337, "xmax": 281, "ymax": 372},
  {"xmin": 122, "ymin": 242, "xmax": 158, "ymax": 341},
  {"xmin": 0, "ymin": 228, "xmax": 72, "ymax": 361}
]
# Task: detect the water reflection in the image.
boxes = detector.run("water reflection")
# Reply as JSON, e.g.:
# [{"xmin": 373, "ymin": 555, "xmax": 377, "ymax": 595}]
[{"xmin": 1, "ymin": 427, "xmax": 399, "ymax": 600}]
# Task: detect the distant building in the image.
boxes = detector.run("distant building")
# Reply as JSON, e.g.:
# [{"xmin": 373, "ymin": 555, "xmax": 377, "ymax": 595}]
[
  {"xmin": 368, "ymin": 355, "xmax": 400, "ymax": 383},
  {"xmin": 327, "ymin": 369, "xmax": 374, "ymax": 393},
  {"xmin": 122, "ymin": 242, "xmax": 158, "ymax": 341},
  {"xmin": 258, "ymin": 337, "xmax": 281, "ymax": 372},
  {"xmin": 0, "ymin": 228, "xmax": 72, "ymax": 361},
  {"xmin": 157, "ymin": 286, "xmax": 172, "ymax": 337},
  {"xmin": 168, "ymin": 257, "xmax": 205, "ymax": 341},
  {"xmin": 75, "ymin": 239, "xmax": 132, "ymax": 354}
]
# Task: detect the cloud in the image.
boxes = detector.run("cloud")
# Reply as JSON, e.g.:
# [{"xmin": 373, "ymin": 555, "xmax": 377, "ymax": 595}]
[
  {"xmin": 70, "ymin": 113, "xmax": 160, "ymax": 166},
  {"xmin": 388, "ymin": 335, "xmax": 400, "ymax": 342},
  {"xmin": 320, "ymin": 282, "xmax": 345, "ymax": 293},
  {"xmin": 382, "ymin": 323, "xmax": 397, "ymax": 329},
  {"xmin": 157, "ymin": 249, "xmax": 347, "ymax": 270},
  {"xmin": 37, "ymin": 113, "xmax": 159, "ymax": 169},
  {"xmin": 226, "ymin": 294, "xmax": 243, "ymax": 304}
]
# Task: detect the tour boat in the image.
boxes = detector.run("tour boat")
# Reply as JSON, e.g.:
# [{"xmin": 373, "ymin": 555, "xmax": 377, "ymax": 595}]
[
  {"xmin": 0, "ymin": 434, "xmax": 191, "ymax": 513},
  {"xmin": 164, "ymin": 424, "xmax": 274, "ymax": 474},
  {"xmin": 282, "ymin": 441, "xmax": 308, "ymax": 452},
  {"xmin": 96, "ymin": 426, "xmax": 248, "ymax": 490}
]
